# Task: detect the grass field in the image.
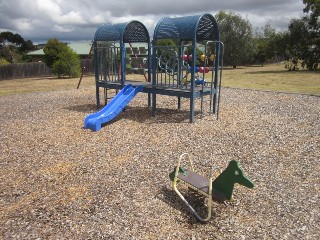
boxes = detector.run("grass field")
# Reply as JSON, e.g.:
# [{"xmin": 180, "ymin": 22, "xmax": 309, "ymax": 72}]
[
  {"xmin": 0, "ymin": 63, "xmax": 319, "ymax": 96},
  {"xmin": 222, "ymin": 64, "xmax": 320, "ymax": 95}
]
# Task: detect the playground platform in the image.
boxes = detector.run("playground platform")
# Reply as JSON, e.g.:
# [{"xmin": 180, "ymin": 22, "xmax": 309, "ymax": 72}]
[{"xmin": 96, "ymin": 80, "xmax": 215, "ymax": 98}]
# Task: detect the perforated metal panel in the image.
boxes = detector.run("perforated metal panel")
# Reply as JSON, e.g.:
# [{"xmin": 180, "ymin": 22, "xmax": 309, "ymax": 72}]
[
  {"xmin": 94, "ymin": 21, "xmax": 149, "ymax": 43},
  {"xmin": 153, "ymin": 13, "xmax": 219, "ymax": 42},
  {"xmin": 196, "ymin": 14, "xmax": 219, "ymax": 41},
  {"xmin": 94, "ymin": 24, "xmax": 121, "ymax": 42},
  {"xmin": 123, "ymin": 21, "xmax": 149, "ymax": 42}
]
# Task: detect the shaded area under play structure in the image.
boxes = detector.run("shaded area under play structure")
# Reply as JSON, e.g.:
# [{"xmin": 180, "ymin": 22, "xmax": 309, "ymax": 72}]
[{"xmin": 92, "ymin": 13, "xmax": 224, "ymax": 123}]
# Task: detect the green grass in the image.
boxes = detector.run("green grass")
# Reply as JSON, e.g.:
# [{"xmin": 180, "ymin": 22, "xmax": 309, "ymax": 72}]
[
  {"xmin": 0, "ymin": 63, "xmax": 319, "ymax": 96},
  {"xmin": 0, "ymin": 76, "xmax": 96, "ymax": 96},
  {"xmin": 221, "ymin": 64, "xmax": 320, "ymax": 95}
]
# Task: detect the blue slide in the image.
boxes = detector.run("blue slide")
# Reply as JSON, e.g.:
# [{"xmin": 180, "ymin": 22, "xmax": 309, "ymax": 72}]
[{"xmin": 84, "ymin": 84, "xmax": 143, "ymax": 131}]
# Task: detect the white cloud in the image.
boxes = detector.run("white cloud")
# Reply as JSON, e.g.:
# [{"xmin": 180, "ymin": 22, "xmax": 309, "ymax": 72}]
[
  {"xmin": 53, "ymin": 24, "xmax": 74, "ymax": 32},
  {"xmin": 0, "ymin": 0, "xmax": 306, "ymax": 41},
  {"xmin": 12, "ymin": 18, "xmax": 33, "ymax": 31},
  {"xmin": 54, "ymin": 10, "xmax": 86, "ymax": 25},
  {"xmin": 35, "ymin": 0, "xmax": 62, "ymax": 17}
]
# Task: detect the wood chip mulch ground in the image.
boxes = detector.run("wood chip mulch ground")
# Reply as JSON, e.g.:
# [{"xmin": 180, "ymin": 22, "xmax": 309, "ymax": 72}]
[{"xmin": 0, "ymin": 86, "xmax": 319, "ymax": 239}]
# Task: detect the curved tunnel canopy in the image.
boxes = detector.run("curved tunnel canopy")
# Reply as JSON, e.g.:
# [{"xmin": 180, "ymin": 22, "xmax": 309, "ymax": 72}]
[
  {"xmin": 153, "ymin": 13, "xmax": 219, "ymax": 42},
  {"xmin": 94, "ymin": 20, "xmax": 150, "ymax": 43}
]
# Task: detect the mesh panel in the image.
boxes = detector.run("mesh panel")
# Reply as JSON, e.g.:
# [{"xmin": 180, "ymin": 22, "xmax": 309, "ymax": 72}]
[
  {"xmin": 197, "ymin": 14, "xmax": 219, "ymax": 41},
  {"xmin": 94, "ymin": 21, "xmax": 149, "ymax": 43},
  {"xmin": 154, "ymin": 18, "xmax": 180, "ymax": 40},
  {"xmin": 124, "ymin": 21, "xmax": 149, "ymax": 42},
  {"xmin": 94, "ymin": 24, "xmax": 121, "ymax": 42},
  {"xmin": 154, "ymin": 14, "xmax": 219, "ymax": 42}
]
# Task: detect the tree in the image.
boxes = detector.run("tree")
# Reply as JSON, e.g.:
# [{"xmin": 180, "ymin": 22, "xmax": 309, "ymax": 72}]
[
  {"xmin": 288, "ymin": 18, "xmax": 310, "ymax": 59},
  {"xmin": 0, "ymin": 31, "xmax": 35, "ymax": 63},
  {"xmin": 253, "ymin": 24, "xmax": 274, "ymax": 66},
  {"xmin": 287, "ymin": 16, "xmax": 319, "ymax": 70},
  {"xmin": 303, "ymin": 0, "xmax": 320, "ymax": 30},
  {"xmin": 52, "ymin": 46, "xmax": 81, "ymax": 78},
  {"xmin": 43, "ymin": 39, "xmax": 69, "ymax": 68},
  {"xmin": 155, "ymin": 39, "xmax": 176, "ymax": 46},
  {"xmin": 301, "ymin": 0, "xmax": 320, "ymax": 70},
  {"xmin": 0, "ymin": 58, "xmax": 10, "ymax": 65},
  {"xmin": 255, "ymin": 24, "xmax": 291, "ymax": 65},
  {"xmin": 44, "ymin": 39, "xmax": 81, "ymax": 78},
  {"xmin": 215, "ymin": 11, "xmax": 254, "ymax": 68}
]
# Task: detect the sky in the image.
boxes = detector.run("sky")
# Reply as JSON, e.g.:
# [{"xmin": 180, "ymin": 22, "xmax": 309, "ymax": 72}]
[{"xmin": 0, "ymin": 0, "xmax": 307, "ymax": 43}]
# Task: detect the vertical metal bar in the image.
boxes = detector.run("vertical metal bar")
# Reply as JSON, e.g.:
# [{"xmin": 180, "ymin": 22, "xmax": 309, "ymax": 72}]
[
  {"xmin": 216, "ymin": 42, "xmax": 224, "ymax": 120},
  {"xmin": 190, "ymin": 39, "xmax": 196, "ymax": 123},
  {"xmin": 151, "ymin": 41, "xmax": 157, "ymax": 117},
  {"xmin": 102, "ymin": 47, "xmax": 107, "ymax": 80},
  {"xmin": 209, "ymin": 42, "xmax": 214, "ymax": 113},
  {"xmin": 147, "ymin": 41, "xmax": 151, "ymax": 85},
  {"xmin": 113, "ymin": 46, "xmax": 117, "ymax": 82},
  {"xmin": 178, "ymin": 43, "xmax": 182, "ymax": 109},
  {"xmin": 200, "ymin": 42, "xmax": 208, "ymax": 119},
  {"xmin": 213, "ymin": 42, "xmax": 220, "ymax": 114},
  {"xmin": 179, "ymin": 44, "xmax": 182, "ymax": 88},
  {"xmin": 111, "ymin": 46, "xmax": 114, "ymax": 81},
  {"xmin": 119, "ymin": 41, "xmax": 125, "ymax": 87},
  {"xmin": 94, "ymin": 42, "xmax": 101, "ymax": 109},
  {"xmin": 104, "ymin": 88, "xmax": 107, "ymax": 105},
  {"xmin": 165, "ymin": 47, "xmax": 167, "ymax": 86}
]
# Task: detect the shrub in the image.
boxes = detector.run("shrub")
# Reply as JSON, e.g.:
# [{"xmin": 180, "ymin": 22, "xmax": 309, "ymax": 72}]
[{"xmin": 52, "ymin": 47, "xmax": 81, "ymax": 78}]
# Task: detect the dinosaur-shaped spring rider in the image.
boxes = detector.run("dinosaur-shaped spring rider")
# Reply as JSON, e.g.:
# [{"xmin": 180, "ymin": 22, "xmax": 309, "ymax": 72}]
[{"xmin": 169, "ymin": 153, "xmax": 254, "ymax": 222}]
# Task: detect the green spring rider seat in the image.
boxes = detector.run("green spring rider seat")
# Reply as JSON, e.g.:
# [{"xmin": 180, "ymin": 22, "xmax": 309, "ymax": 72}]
[{"xmin": 169, "ymin": 153, "xmax": 254, "ymax": 222}]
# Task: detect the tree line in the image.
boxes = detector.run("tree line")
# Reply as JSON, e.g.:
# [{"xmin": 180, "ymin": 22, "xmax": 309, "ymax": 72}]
[
  {"xmin": 215, "ymin": 0, "xmax": 319, "ymax": 70},
  {"xmin": 0, "ymin": 0, "xmax": 318, "ymax": 74}
]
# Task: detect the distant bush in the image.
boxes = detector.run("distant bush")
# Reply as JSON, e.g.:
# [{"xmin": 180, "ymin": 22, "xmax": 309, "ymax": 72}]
[
  {"xmin": 52, "ymin": 47, "xmax": 81, "ymax": 78},
  {"xmin": 285, "ymin": 58, "xmax": 299, "ymax": 71},
  {"xmin": 44, "ymin": 39, "xmax": 81, "ymax": 78},
  {"xmin": 0, "ymin": 58, "xmax": 10, "ymax": 65}
]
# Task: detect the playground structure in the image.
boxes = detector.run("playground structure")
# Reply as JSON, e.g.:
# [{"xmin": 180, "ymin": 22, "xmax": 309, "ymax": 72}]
[
  {"xmin": 90, "ymin": 13, "xmax": 224, "ymax": 124},
  {"xmin": 169, "ymin": 153, "xmax": 254, "ymax": 222}
]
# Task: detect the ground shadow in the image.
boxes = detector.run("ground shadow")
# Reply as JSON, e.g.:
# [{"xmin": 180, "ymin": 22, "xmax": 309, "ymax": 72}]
[
  {"xmin": 155, "ymin": 185, "xmax": 216, "ymax": 225},
  {"xmin": 118, "ymin": 106, "xmax": 194, "ymax": 124},
  {"xmin": 65, "ymin": 104, "xmax": 97, "ymax": 113},
  {"xmin": 66, "ymin": 103, "xmax": 201, "ymax": 126},
  {"xmin": 222, "ymin": 67, "xmax": 245, "ymax": 70},
  {"xmin": 247, "ymin": 69, "xmax": 312, "ymax": 75}
]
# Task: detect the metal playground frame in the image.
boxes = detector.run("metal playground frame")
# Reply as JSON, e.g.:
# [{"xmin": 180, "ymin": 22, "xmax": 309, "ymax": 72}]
[{"xmin": 92, "ymin": 13, "xmax": 224, "ymax": 123}]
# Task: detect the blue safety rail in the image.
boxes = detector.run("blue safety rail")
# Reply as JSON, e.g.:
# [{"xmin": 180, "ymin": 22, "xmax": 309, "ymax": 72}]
[{"xmin": 95, "ymin": 44, "xmax": 121, "ymax": 82}]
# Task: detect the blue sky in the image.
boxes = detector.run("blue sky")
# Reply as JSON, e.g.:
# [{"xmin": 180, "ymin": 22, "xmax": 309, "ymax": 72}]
[{"xmin": 0, "ymin": 0, "xmax": 307, "ymax": 43}]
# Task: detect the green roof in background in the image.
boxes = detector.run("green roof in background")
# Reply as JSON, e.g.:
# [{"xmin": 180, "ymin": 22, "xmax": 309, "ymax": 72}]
[
  {"xmin": 27, "ymin": 41, "xmax": 92, "ymax": 56},
  {"xmin": 68, "ymin": 41, "xmax": 92, "ymax": 55}
]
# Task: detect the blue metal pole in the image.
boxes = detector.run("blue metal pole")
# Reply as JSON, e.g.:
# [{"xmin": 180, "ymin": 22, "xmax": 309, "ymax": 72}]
[
  {"xmin": 213, "ymin": 42, "xmax": 220, "ymax": 114},
  {"xmin": 152, "ymin": 40, "xmax": 157, "ymax": 117},
  {"xmin": 190, "ymin": 38, "xmax": 196, "ymax": 123},
  {"xmin": 120, "ymin": 41, "xmax": 126, "ymax": 87},
  {"xmin": 94, "ymin": 41, "xmax": 101, "ymax": 109}
]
